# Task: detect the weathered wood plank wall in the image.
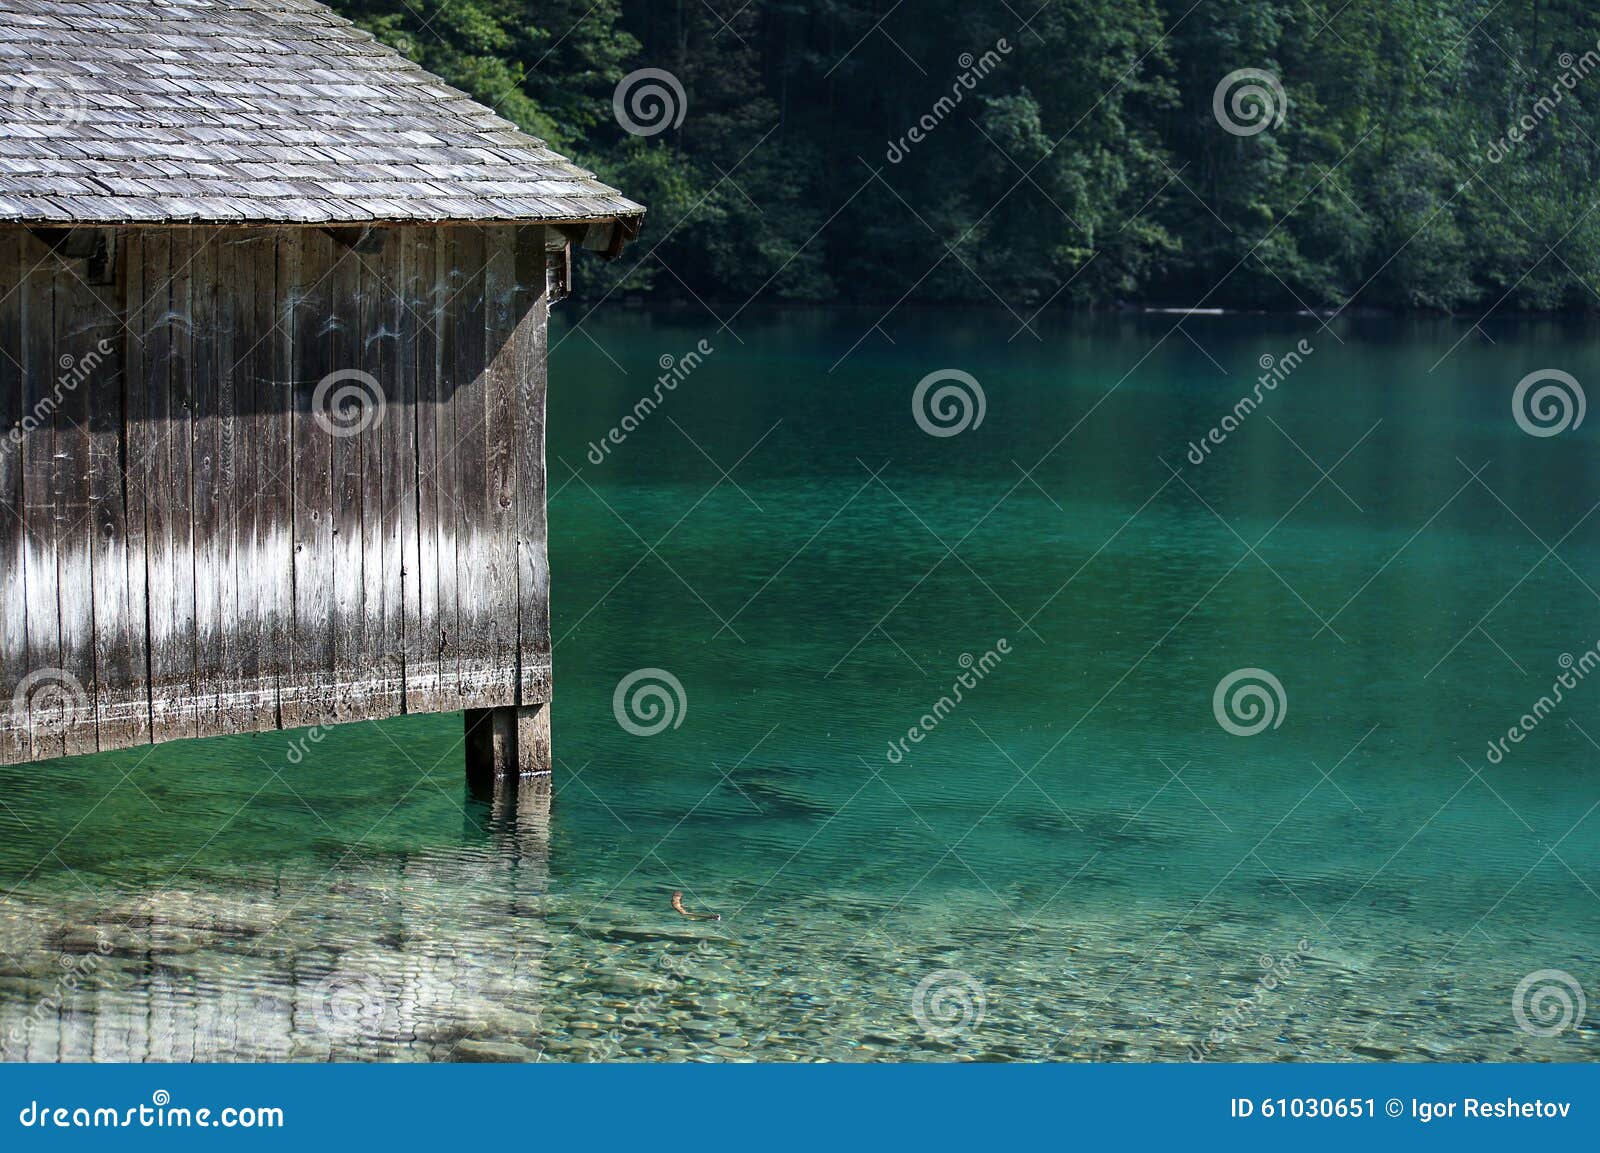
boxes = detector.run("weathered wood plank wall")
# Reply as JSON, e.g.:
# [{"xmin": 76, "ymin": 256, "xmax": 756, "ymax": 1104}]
[{"xmin": 0, "ymin": 223, "xmax": 552, "ymax": 764}]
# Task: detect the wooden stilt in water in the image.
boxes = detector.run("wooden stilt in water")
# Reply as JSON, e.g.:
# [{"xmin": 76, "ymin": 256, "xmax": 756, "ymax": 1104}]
[{"xmin": 464, "ymin": 703, "xmax": 551, "ymax": 783}]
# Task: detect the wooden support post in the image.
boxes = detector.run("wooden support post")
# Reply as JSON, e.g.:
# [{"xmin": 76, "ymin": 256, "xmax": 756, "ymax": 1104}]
[
  {"xmin": 464, "ymin": 703, "xmax": 551, "ymax": 783},
  {"xmin": 515, "ymin": 702, "xmax": 551, "ymax": 777}
]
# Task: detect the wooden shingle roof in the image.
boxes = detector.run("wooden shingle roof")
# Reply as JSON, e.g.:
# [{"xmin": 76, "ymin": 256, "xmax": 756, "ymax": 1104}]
[{"xmin": 0, "ymin": 0, "xmax": 644, "ymax": 225}]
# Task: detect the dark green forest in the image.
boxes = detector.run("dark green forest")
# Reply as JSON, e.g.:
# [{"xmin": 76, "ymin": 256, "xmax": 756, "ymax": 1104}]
[{"xmin": 329, "ymin": 0, "xmax": 1600, "ymax": 313}]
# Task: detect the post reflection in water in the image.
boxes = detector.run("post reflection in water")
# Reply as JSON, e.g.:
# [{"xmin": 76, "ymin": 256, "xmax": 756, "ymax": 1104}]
[{"xmin": 0, "ymin": 777, "xmax": 555, "ymax": 1063}]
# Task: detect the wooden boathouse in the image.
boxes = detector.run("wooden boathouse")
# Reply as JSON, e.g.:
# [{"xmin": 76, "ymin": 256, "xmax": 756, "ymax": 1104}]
[{"xmin": 0, "ymin": 0, "xmax": 643, "ymax": 777}]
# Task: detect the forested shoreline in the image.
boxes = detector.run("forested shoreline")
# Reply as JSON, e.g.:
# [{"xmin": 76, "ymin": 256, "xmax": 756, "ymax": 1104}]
[{"xmin": 330, "ymin": 1, "xmax": 1600, "ymax": 313}]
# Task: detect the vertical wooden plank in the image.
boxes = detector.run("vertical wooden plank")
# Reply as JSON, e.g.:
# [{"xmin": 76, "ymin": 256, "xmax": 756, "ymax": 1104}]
[
  {"xmin": 20, "ymin": 234, "xmax": 63, "ymax": 760},
  {"xmin": 482, "ymin": 225, "xmax": 521, "ymax": 707},
  {"xmin": 82, "ymin": 231, "xmax": 146, "ymax": 752},
  {"xmin": 268, "ymin": 229, "xmax": 296, "ymax": 728},
  {"xmin": 213, "ymin": 232, "xmax": 247, "ymax": 733},
  {"xmin": 327, "ymin": 241, "xmax": 364, "ymax": 721},
  {"xmin": 189, "ymin": 229, "xmax": 227, "ymax": 738},
  {"xmin": 409, "ymin": 228, "xmax": 443, "ymax": 714},
  {"xmin": 512, "ymin": 226, "xmax": 552, "ymax": 709},
  {"xmin": 248, "ymin": 228, "xmax": 286, "ymax": 722},
  {"xmin": 137, "ymin": 230, "xmax": 169, "ymax": 743},
  {"xmin": 357, "ymin": 232, "xmax": 399, "ymax": 721},
  {"xmin": 175, "ymin": 227, "xmax": 203, "ymax": 742},
  {"xmin": 0, "ymin": 229, "xmax": 27, "ymax": 762},
  {"xmin": 451, "ymin": 226, "xmax": 491, "ymax": 710},
  {"xmin": 121, "ymin": 230, "xmax": 157, "ymax": 745},
  {"xmin": 374, "ymin": 227, "xmax": 410, "ymax": 717},
  {"xmin": 152, "ymin": 228, "xmax": 198, "ymax": 742},
  {"xmin": 227, "ymin": 231, "xmax": 260, "ymax": 729},
  {"xmin": 234, "ymin": 228, "xmax": 277, "ymax": 735},
  {"xmin": 434, "ymin": 226, "xmax": 463, "ymax": 710},
  {"xmin": 117, "ymin": 229, "xmax": 152, "ymax": 751},
  {"xmin": 53, "ymin": 245, "xmax": 103, "ymax": 757},
  {"xmin": 289, "ymin": 228, "xmax": 335, "ymax": 728}
]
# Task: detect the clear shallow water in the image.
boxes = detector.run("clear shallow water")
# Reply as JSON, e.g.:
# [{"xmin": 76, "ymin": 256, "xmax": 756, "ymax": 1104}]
[{"xmin": 3, "ymin": 309, "xmax": 1599, "ymax": 1062}]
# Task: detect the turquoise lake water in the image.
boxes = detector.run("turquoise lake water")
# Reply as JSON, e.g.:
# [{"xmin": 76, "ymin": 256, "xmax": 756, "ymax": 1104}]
[{"xmin": 2, "ymin": 309, "xmax": 1598, "ymax": 1061}]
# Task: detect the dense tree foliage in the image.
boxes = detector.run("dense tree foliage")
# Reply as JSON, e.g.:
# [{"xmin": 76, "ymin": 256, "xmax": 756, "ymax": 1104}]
[{"xmin": 329, "ymin": 0, "xmax": 1600, "ymax": 312}]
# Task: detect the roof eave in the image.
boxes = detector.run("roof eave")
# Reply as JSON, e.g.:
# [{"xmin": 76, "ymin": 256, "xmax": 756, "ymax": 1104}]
[{"xmin": 0, "ymin": 208, "xmax": 646, "ymax": 229}]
